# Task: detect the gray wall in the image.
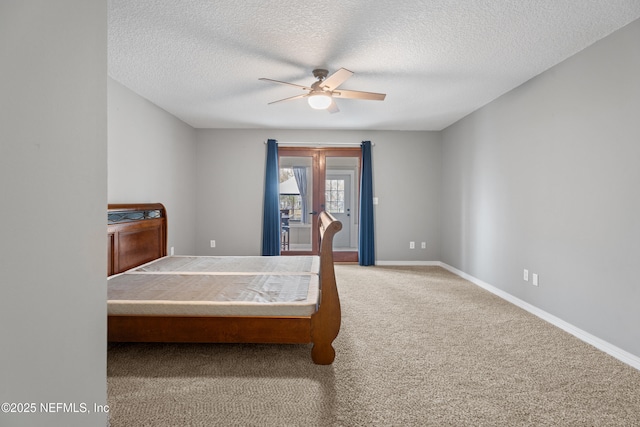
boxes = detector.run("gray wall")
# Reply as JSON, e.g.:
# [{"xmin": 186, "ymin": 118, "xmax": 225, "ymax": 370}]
[
  {"xmin": 441, "ymin": 19, "xmax": 640, "ymax": 357},
  {"xmin": 195, "ymin": 129, "xmax": 441, "ymax": 261},
  {"xmin": 0, "ymin": 1, "xmax": 107, "ymax": 426},
  {"xmin": 108, "ymin": 78, "xmax": 198, "ymax": 255}
]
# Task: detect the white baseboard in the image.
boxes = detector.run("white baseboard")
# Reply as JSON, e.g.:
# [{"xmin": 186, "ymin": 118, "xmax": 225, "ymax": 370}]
[
  {"xmin": 439, "ymin": 262, "xmax": 640, "ymax": 371},
  {"xmin": 375, "ymin": 261, "xmax": 441, "ymax": 266}
]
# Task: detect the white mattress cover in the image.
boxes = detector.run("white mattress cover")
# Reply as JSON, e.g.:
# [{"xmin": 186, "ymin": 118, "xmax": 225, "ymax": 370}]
[
  {"xmin": 108, "ymin": 271, "xmax": 319, "ymax": 317},
  {"xmin": 133, "ymin": 255, "xmax": 320, "ymax": 274}
]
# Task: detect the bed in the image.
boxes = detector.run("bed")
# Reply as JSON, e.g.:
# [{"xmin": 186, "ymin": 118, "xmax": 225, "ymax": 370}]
[{"xmin": 107, "ymin": 203, "xmax": 343, "ymax": 365}]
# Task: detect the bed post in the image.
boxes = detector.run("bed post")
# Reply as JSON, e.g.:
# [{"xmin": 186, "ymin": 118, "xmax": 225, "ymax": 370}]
[{"xmin": 310, "ymin": 212, "xmax": 342, "ymax": 365}]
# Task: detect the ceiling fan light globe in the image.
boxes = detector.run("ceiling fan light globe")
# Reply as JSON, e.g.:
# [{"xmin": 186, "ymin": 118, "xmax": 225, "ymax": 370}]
[{"xmin": 308, "ymin": 94, "xmax": 332, "ymax": 110}]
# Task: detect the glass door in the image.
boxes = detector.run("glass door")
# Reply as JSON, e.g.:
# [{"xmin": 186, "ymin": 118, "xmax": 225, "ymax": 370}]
[
  {"xmin": 325, "ymin": 151, "xmax": 360, "ymax": 262},
  {"xmin": 279, "ymin": 152, "xmax": 316, "ymax": 254},
  {"xmin": 279, "ymin": 147, "xmax": 360, "ymax": 262}
]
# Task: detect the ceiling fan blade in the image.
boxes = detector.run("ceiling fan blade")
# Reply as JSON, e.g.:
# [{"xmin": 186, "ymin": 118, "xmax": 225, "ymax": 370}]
[
  {"xmin": 321, "ymin": 68, "xmax": 353, "ymax": 91},
  {"xmin": 267, "ymin": 94, "xmax": 307, "ymax": 105},
  {"xmin": 332, "ymin": 89, "xmax": 386, "ymax": 101},
  {"xmin": 326, "ymin": 99, "xmax": 339, "ymax": 114},
  {"xmin": 259, "ymin": 78, "xmax": 313, "ymax": 91}
]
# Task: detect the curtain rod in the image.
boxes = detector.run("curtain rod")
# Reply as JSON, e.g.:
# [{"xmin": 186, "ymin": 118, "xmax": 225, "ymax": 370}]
[{"xmin": 263, "ymin": 141, "xmax": 374, "ymax": 147}]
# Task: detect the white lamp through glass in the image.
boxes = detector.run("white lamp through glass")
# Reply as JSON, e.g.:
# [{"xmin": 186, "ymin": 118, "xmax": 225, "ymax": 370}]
[{"xmin": 307, "ymin": 93, "xmax": 332, "ymax": 110}]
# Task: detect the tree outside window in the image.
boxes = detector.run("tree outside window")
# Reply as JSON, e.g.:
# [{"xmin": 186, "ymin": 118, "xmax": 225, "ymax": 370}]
[{"xmin": 279, "ymin": 168, "xmax": 302, "ymax": 221}]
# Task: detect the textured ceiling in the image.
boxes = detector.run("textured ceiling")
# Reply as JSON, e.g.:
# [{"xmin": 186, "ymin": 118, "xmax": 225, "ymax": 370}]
[{"xmin": 108, "ymin": 1, "xmax": 640, "ymax": 131}]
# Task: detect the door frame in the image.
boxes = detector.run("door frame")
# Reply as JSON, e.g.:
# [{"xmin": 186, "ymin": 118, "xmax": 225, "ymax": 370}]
[{"xmin": 279, "ymin": 146, "xmax": 361, "ymax": 262}]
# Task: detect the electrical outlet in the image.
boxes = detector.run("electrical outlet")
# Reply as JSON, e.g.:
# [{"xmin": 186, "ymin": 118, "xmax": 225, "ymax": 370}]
[
  {"xmin": 409, "ymin": 241, "xmax": 415, "ymax": 249},
  {"xmin": 421, "ymin": 242, "xmax": 426, "ymax": 249},
  {"xmin": 523, "ymin": 269, "xmax": 529, "ymax": 281},
  {"xmin": 210, "ymin": 240, "xmax": 216, "ymax": 248},
  {"xmin": 170, "ymin": 246, "xmax": 175, "ymax": 256},
  {"xmin": 532, "ymin": 273, "xmax": 539, "ymax": 286}
]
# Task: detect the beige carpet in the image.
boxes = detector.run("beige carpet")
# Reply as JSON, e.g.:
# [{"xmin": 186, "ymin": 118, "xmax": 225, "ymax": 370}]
[{"xmin": 107, "ymin": 265, "xmax": 640, "ymax": 426}]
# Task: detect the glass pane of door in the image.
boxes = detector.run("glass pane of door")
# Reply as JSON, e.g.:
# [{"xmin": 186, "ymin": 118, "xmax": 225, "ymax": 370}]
[
  {"xmin": 326, "ymin": 156, "xmax": 360, "ymax": 252},
  {"xmin": 279, "ymin": 156, "xmax": 313, "ymax": 253}
]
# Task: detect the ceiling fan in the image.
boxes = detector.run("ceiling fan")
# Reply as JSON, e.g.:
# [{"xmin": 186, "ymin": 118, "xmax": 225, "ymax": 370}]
[{"xmin": 259, "ymin": 68, "xmax": 386, "ymax": 113}]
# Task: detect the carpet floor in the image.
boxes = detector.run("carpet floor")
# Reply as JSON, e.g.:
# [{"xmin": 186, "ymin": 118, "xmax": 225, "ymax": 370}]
[{"xmin": 107, "ymin": 265, "xmax": 640, "ymax": 426}]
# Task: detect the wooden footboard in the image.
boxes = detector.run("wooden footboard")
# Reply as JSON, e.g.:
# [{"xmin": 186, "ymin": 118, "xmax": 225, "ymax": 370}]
[
  {"xmin": 107, "ymin": 204, "xmax": 342, "ymax": 365},
  {"xmin": 310, "ymin": 211, "xmax": 342, "ymax": 364}
]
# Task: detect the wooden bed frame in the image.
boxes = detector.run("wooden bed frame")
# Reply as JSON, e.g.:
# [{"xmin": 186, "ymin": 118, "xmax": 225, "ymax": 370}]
[{"xmin": 107, "ymin": 203, "xmax": 343, "ymax": 365}]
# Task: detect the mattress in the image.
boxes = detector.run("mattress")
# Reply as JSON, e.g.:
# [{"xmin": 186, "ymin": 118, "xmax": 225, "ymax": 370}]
[
  {"xmin": 108, "ymin": 255, "xmax": 321, "ymax": 317},
  {"xmin": 132, "ymin": 255, "xmax": 319, "ymax": 274}
]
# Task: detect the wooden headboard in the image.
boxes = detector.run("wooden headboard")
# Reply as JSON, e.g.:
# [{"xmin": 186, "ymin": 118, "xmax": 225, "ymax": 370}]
[{"xmin": 108, "ymin": 203, "xmax": 167, "ymax": 276}]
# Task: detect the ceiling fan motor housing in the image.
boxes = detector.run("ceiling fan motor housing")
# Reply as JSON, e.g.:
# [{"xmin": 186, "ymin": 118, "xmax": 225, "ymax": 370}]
[{"xmin": 312, "ymin": 69, "xmax": 329, "ymax": 81}]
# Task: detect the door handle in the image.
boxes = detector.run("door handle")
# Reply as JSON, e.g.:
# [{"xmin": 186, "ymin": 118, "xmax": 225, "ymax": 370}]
[{"xmin": 309, "ymin": 211, "xmax": 318, "ymax": 215}]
